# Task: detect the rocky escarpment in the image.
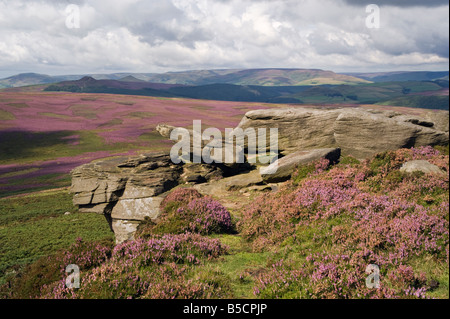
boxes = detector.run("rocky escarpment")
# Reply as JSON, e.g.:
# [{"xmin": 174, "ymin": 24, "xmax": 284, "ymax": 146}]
[{"xmin": 71, "ymin": 107, "xmax": 449, "ymax": 243}]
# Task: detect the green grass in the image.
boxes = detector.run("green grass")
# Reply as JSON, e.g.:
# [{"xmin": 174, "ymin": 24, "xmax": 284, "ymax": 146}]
[
  {"xmin": 207, "ymin": 216, "xmax": 358, "ymax": 299},
  {"xmin": 6, "ymin": 103, "xmax": 29, "ymax": 108},
  {"xmin": 115, "ymin": 101, "xmax": 135, "ymax": 106},
  {"xmin": 138, "ymin": 131, "xmax": 166, "ymax": 142},
  {"xmin": 434, "ymin": 145, "xmax": 449, "ymax": 156},
  {"xmin": 407, "ymin": 255, "xmax": 449, "ymax": 299},
  {"xmin": 128, "ymin": 111, "xmax": 155, "ymax": 119},
  {"xmin": 0, "ymin": 168, "xmax": 40, "ymax": 179},
  {"xmin": 0, "ymin": 189, "xmax": 113, "ymax": 285},
  {"xmin": 38, "ymin": 112, "xmax": 75, "ymax": 120},
  {"xmin": 0, "ymin": 189, "xmax": 73, "ymax": 227},
  {"xmin": 0, "ymin": 129, "xmax": 168, "ymax": 197},
  {"xmin": 0, "ymin": 173, "xmax": 72, "ymax": 198},
  {"xmin": 70, "ymin": 104, "xmax": 98, "ymax": 119},
  {"xmin": 290, "ymin": 81, "xmax": 447, "ymax": 105},
  {"xmin": 0, "ymin": 109, "xmax": 15, "ymax": 121},
  {"xmin": 98, "ymin": 118, "xmax": 123, "ymax": 127},
  {"xmin": 0, "ymin": 130, "xmax": 145, "ymax": 165},
  {"xmin": 207, "ymin": 234, "xmax": 273, "ymax": 298}
]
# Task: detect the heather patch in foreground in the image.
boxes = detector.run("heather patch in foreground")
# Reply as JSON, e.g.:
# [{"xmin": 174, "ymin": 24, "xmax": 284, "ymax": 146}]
[
  {"xmin": 39, "ymin": 233, "xmax": 231, "ymax": 299},
  {"xmin": 239, "ymin": 146, "xmax": 449, "ymax": 298},
  {"xmin": 137, "ymin": 187, "xmax": 235, "ymax": 237}
]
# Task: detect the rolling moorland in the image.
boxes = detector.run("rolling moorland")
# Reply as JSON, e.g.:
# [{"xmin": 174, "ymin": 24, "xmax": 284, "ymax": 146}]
[
  {"xmin": 2, "ymin": 69, "xmax": 448, "ymax": 109},
  {"xmin": 0, "ymin": 68, "xmax": 448, "ymax": 299},
  {"xmin": 0, "ymin": 68, "xmax": 372, "ymax": 88}
]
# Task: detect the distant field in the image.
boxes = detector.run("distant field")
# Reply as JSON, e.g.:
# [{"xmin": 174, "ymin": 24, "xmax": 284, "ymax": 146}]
[
  {"xmin": 40, "ymin": 76, "xmax": 449, "ymax": 109},
  {"xmin": 0, "ymin": 92, "xmax": 284, "ymax": 196},
  {"xmin": 0, "ymin": 91, "xmax": 447, "ymax": 197},
  {"xmin": 292, "ymin": 81, "xmax": 449, "ymax": 108},
  {"xmin": 377, "ymin": 95, "xmax": 449, "ymax": 110}
]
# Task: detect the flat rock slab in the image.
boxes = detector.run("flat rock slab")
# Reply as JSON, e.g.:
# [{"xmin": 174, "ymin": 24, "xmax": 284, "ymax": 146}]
[
  {"xmin": 223, "ymin": 170, "xmax": 264, "ymax": 191},
  {"xmin": 400, "ymin": 160, "xmax": 446, "ymax": 175},
  {"xmin": 193, "ymin": 170, "xmax": 261, "ymax": 195},
  {"xmin": 260, "ymin": 148, "xmax": 341, "ymax": 183},
  {"xmin": 111, "ymin": 195, "xmax": 165, "ymax": 221}
]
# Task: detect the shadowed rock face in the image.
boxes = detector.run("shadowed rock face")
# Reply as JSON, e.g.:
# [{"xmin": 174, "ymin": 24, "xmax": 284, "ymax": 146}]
[{"xmin": 235, "ymin": 108, "xmax": 449, "ymax": 159}]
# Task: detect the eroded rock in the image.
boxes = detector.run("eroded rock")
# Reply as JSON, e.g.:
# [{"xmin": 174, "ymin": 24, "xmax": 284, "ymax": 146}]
[
  {"xmin": 233, "ymin": 108, "xmax": 340, "ymax": 156},
  {"xmin": 70, "ymin": 152, "xmax": 183, "ymax": 243},
  {"xmin": 334, "ymin": 109, "xmax": 448, "ymax": 159},
  {"xmin": 234, "ymin": 107, "xmax": 448, "ymax": 159}
]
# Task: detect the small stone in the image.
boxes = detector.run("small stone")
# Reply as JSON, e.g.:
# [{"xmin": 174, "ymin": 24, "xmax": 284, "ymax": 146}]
[{"xmin": 400, "ymin": 160, "xmax": 446, "ymax": 175}]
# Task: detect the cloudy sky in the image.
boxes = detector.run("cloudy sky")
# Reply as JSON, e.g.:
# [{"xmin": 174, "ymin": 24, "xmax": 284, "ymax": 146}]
[{"xmin": 0, "ymin": 0, "xmax": 448, "ymax": 78}]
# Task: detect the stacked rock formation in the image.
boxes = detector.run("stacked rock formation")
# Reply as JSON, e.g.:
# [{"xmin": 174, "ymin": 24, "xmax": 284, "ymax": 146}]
[{"xmin": 71, "ymin": 107, "xmax": 449, "ymax": 243}]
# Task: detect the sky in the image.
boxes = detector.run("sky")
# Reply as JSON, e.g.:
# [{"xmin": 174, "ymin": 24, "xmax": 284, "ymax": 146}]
[{"xmin": 0, "ymin": 0, "xmax": 448, "ymax": 78}]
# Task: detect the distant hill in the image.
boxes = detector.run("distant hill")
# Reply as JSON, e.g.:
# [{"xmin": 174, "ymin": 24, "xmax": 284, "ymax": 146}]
[
  {"xmin": 144, "ymin": 68, "xmax": 372, "ymax": 86},
  {"xmin": 377, "ymin": 95, "xmax": 449, "ymax": 110},
  {"xmin": 2, "ymin": 68, "xmax": 371, "ymax": 89},
  {"xmin": 344, "ymin": 71, "xmax": 449, "ymax": 82},
  {"xmin": 119, "ymin": 75, "xmax": 148, "ymax": 82},
  {"xmin": 0, "ymin": 73, "xmax": 156, "ymax": 88},
  {"xmin": 44, "ymin": 76, "xmax": 184, "ymax": 96},
  {"xmin": 0, "ymin": 73, "xmax": 57, "ymax": 88},
  {"xmin": 41, "ymin": 76, "xmax": 449, "ymax": 109},
  {"xmin": 43, "ymin": 77, "xmax": 308, "ymax": 101},
  {"xmin": 4, "ymin": 69, "xmax": 449, "ymax": 89},
  {"xmin": 287, "ymin": 80, "xmax": 448, "ymax": 108}
]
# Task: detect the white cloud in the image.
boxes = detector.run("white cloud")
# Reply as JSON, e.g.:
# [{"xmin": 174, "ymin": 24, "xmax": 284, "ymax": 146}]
[{"xmin": 0, "ymin": 0, "xmax": 448, "ymax": 77}]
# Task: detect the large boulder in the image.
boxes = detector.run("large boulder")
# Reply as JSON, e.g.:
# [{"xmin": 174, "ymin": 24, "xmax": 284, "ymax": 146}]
[
  {"xmin": 234, "ymin": 108, "xmax": 449, "ymax": 159},
  {"xmin": 71, "ymin": 108, "xmax": 449, "ymax": 243},
  {"xmin": 260, "ymin": 148, "xmax": 341, "ymax": 183},
  {"xmin": 233, "ymin": 108, "xmax": 340, "ymax": 156},
  {"xmin": 333, "ymin": 109, "xmax": 449, "ymax": 159}
]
